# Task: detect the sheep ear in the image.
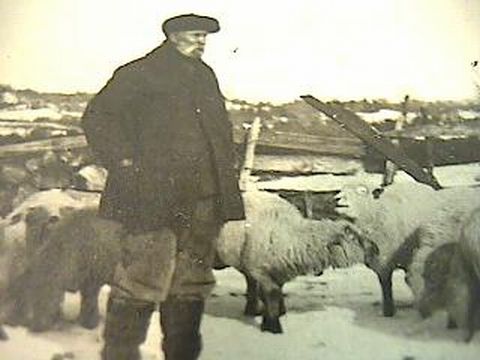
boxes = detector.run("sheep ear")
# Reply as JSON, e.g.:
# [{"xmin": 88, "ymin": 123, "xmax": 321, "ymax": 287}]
[{"xmin": 9, "ymin": 213, "xmax": 23, "ymax": 226}]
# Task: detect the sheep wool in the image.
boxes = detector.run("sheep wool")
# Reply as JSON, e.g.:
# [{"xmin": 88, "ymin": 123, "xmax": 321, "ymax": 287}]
[
  {"xmin": 336, "ymin": 180, "xmax": 480, "ymax": 314},
  {"xmin": 216, "ymin": 190, "xmax": 371, "ymax": 333}
]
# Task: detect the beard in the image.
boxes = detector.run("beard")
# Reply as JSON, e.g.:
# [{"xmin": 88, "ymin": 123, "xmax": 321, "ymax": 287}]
[{"xmin": 186, "ymin": 45, "xmax": 205, "ymax": 59}]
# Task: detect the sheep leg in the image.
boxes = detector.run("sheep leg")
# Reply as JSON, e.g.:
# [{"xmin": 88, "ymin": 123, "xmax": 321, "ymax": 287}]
[
  {"xmin": 78, "ymin": 279, "xmax": 101, "ymax": 329},
  {"xmin": 257, "ymin": 280, "xmax": 283, "ymax": 334},
  {"xmin": 30, "ymin": 275, "xmax": 64, "ymax": 332},
  {"xmin": 464, "ymin": 280, "xmax": 480, "ymax": 342},
  {"xmin": 2, "ymin": 294, "xmax": 30, "ymax": 327},
  {"xmin": 446, "ymin": 315, "xmax": 458, "ymax": 329},
  {"xmin": 377, "ymin": 269, "xmax": 395, "ymax": 317},
  {"xmin": 258, "ymin": 284, "xmax": 286, "ymax": 317},
  {"xmin": 0, "ymin": 325, "xmax": 7, "ymax": 341},
  {"xmin": 279, "ymin": 287, "xmax": 287, "ymax": 316},
  {"xmin": 243, "ymin": 273, "xmax": 263, "ymax": 316},
  {"xmin": 30, "ymin": 289, "xmax": 64, "ymax": 332}
]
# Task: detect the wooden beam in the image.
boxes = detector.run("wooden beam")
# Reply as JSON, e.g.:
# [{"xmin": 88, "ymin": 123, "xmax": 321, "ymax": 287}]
[
  {"xmin": 0, "ymin": 135, "xmax": 87, "ymax": 159},
  {"xmin": 239, "ymin": 116, "xmax": 262, "ymax": 190},
  {"xmin": 253, "ymin": 131, "xmax": 365, "ymax": 157},
  {"xmin": 301, "ymin": 95, "xmax": 442, "ymax": 190}
]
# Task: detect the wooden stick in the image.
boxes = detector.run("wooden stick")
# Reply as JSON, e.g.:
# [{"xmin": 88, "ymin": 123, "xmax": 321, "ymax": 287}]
[
  {"xmin": 0, "ymin": 135, "xmax": 87, "ymax": 159},
  {"xmin": 301, "ymin": 95, "xmax": 442, "ymax": 190},
  {"xmin": 382, "ymin": 95, "xmax": 409, "ymax": 186},
  {"xmin": 239, "ymin": 116, "xmax": 262, "ymax": 191}
]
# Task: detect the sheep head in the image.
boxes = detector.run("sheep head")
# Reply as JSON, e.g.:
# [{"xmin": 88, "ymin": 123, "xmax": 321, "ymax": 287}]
[
  {"xmin": 335, "ymin": 181, "xmax": 436, "ymax": 224},
  {"xmin": 334, "ymin": 182, "xmax": 384, "ymax": 223}
]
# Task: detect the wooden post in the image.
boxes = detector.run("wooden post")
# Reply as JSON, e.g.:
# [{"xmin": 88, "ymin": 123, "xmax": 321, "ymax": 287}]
[
  {"xmin": 382, "ymin": 95, "xmax": 409, "ymax": 186},
  {"xmin": 425, "ymin": 136, "xmax": 435, "ymax": 176},
  {"xmin": 303, "ymin": 191, "xmax": 314, "ymax": 219},
  {"xmin": 239, "ymin": 116, "xmax": 262, "ymax": 191}
]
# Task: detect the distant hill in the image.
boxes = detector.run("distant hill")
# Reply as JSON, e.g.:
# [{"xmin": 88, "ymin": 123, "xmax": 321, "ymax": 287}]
[{"xmin": 1, "ymin": 84, "xmax": 480, "ymax": 142}]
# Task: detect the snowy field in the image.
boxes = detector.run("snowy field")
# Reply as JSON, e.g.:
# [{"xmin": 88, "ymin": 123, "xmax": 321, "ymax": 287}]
[
  {"xmin": 1, "ymin": 266, "xmax": 479, "ymax": 360},
  {"xmin": 1, "ymin": 164, "xmax": 480, "ymax": 359}
]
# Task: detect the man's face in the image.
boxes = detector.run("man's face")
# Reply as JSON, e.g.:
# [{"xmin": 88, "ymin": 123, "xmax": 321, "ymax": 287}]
[{"xmin": 169, "ymin": 30, "xmax": 208, "ymax": 59}]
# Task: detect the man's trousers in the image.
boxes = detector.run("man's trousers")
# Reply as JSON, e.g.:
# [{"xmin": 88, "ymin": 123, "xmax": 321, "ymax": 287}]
[{"xmin": 101, "ymin": 197, "xmax": 222, "ymax": 360}]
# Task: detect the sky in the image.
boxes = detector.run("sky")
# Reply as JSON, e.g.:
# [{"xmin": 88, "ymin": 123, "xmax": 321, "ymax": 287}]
[{"xmin": 0, "ymin": 0, "xmax": 479, "ymax": 103}]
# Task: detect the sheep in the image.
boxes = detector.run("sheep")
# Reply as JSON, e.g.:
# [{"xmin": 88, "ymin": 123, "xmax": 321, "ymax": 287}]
[
  {"xmin": 0, "ymin": 189, "xmax": 103, "ymax": 333},
  {"xmin": 24, "ymin": 206, "xmax": 123, "ymax": 332},
  {"xmin": 216, "ymin": 190, "xmax": 379, "ymax": 334},
  {"xmin": 417, "ymin": 207, "xmax": 480, "ymax": 342},
  {"xmin": 1, "ymin": 189, "xmax": 377, "ymax": 336},
  {"xmin": 335, "ymin": 179, "xmax": 480, "ymax": 317}
]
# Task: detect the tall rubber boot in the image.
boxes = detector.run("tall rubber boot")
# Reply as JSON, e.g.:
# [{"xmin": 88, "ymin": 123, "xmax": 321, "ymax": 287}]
[
  {"xmin": 160, "ymin": 297, "xmax": 205, "ymax": 360},
  {"xmin": 101, "ymin": 295, "xmax": 155, "ymax": 360}
]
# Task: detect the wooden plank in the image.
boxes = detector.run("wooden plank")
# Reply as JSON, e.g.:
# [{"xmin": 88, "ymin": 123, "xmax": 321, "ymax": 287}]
[
  {"xmin": 252, "ymin": 155, "xmax": 362, "ymax": 174},
  {"xmin": 0, "ymin": 135, "xmax": 87, "ymax": 158},
  {"xmin": 383, "ymin": 95, "xmax": 409, "ymax": 186},
  {"xmin": 0, "ymin": 120, "xmax": 81, "ymax": 132},
  {"xmin": 0, "ymin": 130, "xmax": 363, "ymax": 160},
  {"xmin": 256, "ymin": 131, "xmax": 365, "ymax": 157},
  {"xmin": 301, "ymin": 95, "xmax": 443, "ymax": 190},
  {"xmin": 239, "ymin": 116, "xmax": 262, "ymax": 190}
]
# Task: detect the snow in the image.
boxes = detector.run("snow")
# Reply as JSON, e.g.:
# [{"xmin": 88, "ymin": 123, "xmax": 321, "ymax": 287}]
[
  {"xmin": 356, "ymin": 110, "xmax": 416, "ymax": 124},
  {"xmin": 0, "ymin": 107, "xmax": 82, "ymax": 122},
  {"xmin": 1, "ymin": 266, "xmax": 479, "ymax": 360},
  {"xmin": 458, "ymin": 110, "xmax": 480, "ymax": 121},
  {"xmin": 2, "ymin": 164, "xmax": 480, "ymax": 359},
  {"xmin": 256, "ymin": 164, "xmax": 480, "ymax": 192}
]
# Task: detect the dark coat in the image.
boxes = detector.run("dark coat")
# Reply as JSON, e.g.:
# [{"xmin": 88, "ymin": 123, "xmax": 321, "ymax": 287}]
[{"xmin": 81, "ymin": 41, "xmax": 245, "ymax": 232}]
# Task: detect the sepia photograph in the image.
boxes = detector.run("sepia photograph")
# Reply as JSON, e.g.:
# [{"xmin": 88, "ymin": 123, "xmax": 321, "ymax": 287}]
[{"xmin": 0, "ymin": 0, "xmax": 479, "ymax": 359}]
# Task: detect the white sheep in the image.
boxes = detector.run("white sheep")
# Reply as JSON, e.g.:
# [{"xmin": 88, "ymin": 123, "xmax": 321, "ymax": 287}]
[
  {"xmin": 216, "ymin": 190, "xmax": 378, "ymax": 333},
  {"xmin": 335, "ymin": 180, "xmax": 480, "ymax": 317}
]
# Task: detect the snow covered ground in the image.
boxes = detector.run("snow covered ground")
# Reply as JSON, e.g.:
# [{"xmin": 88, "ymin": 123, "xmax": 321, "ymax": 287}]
[
  {"xmin": 0, "ymin": 125, "xmax": 478, "ymax": 359},
  {"xmin": 2, "ymin": 266, "xmax": 479, "ymax": 360}
]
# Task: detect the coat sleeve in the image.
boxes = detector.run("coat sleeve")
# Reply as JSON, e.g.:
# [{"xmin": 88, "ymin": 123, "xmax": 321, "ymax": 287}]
[{"xmin": 81, "ymin": 67, "xmax": 144, "ymax": 169}]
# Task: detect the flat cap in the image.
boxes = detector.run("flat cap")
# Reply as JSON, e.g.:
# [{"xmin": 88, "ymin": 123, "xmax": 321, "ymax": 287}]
[{"xmin": 162, "ymin": 14, "xmax": 220, "ymax": 35}]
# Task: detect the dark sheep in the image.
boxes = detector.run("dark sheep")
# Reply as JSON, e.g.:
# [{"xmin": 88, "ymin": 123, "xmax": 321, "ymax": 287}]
[
  {"xmin": 418, "ymin": 208, "xmax": 480, "ymax": 342},
  {"xmin": 0, "ymin": 189, "xmax": 104, "ymax": 334}
]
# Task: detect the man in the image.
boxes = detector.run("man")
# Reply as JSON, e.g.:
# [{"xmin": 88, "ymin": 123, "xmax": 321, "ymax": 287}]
[{"xmin": 81, "ymin": 14, "xmax": 245, "ymax": 360}]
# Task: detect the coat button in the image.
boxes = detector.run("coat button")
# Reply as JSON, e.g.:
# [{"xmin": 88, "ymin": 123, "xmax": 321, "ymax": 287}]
[{"xmin": 195, "ymin": 108, "xmax": 201, "ymax": 114}]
